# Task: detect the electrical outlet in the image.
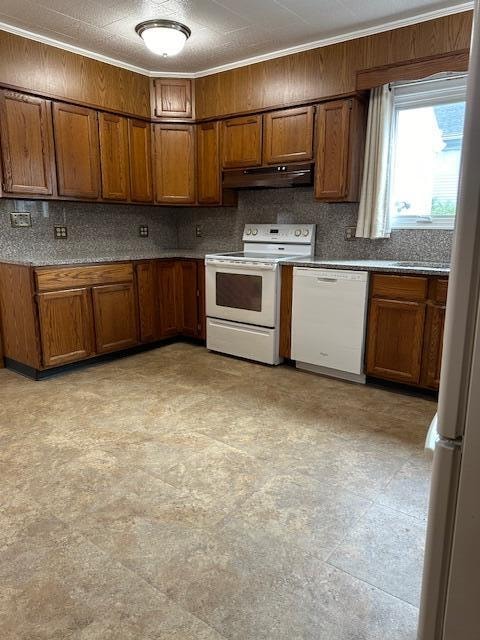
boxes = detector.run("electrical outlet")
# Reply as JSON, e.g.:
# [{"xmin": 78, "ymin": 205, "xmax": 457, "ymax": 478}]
[
  {"xmin": 54, "ymin": 225, "xmax": 68, "ymax": 239},
  {"xmin": 139, "ymin": 225, "xmax": 149, "ymax": 237},
  {"xmin": 344, "ymin": 226, "xmax": 356, "ymax": 241},
  {"xmin": 195, "ymin": 225, "xmax": 202, "ymax": 238},
  {"xmin": 10, "ymin": 212, "xmax": 32, "ymax": 228}
]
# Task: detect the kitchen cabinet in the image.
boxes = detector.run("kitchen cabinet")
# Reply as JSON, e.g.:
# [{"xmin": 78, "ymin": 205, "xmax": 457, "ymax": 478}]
[
  {"xmin": 128, "ymin": 119, "xmax": 154, "ymax": 203},
  {"xmin": 197, "ymin": 121, "xmax": 221, "ymax": 204},
  {"xmin": 136, "ymin": 261, "xmax": 160, "ymax": 343},
  {"xmin": 315, "ymin": 98, "xmax": 367, "ymax": 202},
  {"xmin": 98, "ymin": 112, "xmax": 130, "ymax": 201},
  {"xmin": 221, "ymin": 115, "xmax": 262, "ymax": 168},
  {"xmin": 263, "ymin": 106, "xmax": 314, "ymax": 165},
  {"xmin": 366, "ymin": 273, "xmax": 447, "ymax": 389},
  {"xmin": 279, "ymin": 264, "xmax": 294, "ymax": 359},
  {"xmin": 153, "ymin": 124, "xmax": 196, "ymax": 204},
  {"xmin": 0, "ymin": 90, "xmax": 55, "ymax": 196},
  {"xmin": 154, "ymin": 78, "xmax": 193, "ymax": 118},
  {"xmin": 197, "ymin": 260, "xmax": 206, "ymax": 341},
  {"xmin": 92, "ymin": 282, "xmax": 138, "ymax": 354},
  {"xmin": 158, "ymin": 260, "xmax": 179, "ymax": 337},
  {"xmin": 176, "ymin": 260, "xmax": 198, "ymax": 337},
  {"xmin": 37, "ymin": 288, "xmax": 94, "ymax": 367},
  {"xmin": 53, "ymin": 103, "xmax": 100, "ymax": 199}
]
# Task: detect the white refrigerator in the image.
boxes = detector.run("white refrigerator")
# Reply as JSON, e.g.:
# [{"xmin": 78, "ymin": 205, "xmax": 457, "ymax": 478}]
[{"xmin": 418, "ymin": 4, "xmax": 480, "ymax": 639}]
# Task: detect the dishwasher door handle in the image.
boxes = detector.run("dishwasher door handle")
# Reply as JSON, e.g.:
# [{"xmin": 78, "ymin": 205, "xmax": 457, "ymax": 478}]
[{"xmin": 317, "ymin": 277, "xmax": 338, "ymax": 283}]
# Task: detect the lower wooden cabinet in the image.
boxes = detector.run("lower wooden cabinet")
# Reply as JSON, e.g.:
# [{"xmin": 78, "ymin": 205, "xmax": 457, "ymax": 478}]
[
  {"xmin": 158, "ymin": 260, "xmax": 179, "ymax": 338},
  {"xmin": 136, "ymin": 261, "xmax": 159, "ymax": 343},
  {"xmin": 92, "ymin": 283, "xmax": 138, "ymax": 354},
  {"xmin": 366, "ymin": 298, "xmax": 426, "ymax": 385},
  {"xmin": 175, "ymin": 260, "xmax": 198, "ymax": 337},
  {"xmin": 37, "ymin": 288, "xmax": 94, "ymax": 367},
  {"xmin": 366, "ymin": 274, "xmax": 448, "ymax": 390}
]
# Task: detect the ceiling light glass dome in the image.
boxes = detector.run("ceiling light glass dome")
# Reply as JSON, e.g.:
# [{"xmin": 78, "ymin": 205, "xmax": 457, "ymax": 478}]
[{"xmin": 135, "ymin": 20, "xmax": 191, "ymax": 57}]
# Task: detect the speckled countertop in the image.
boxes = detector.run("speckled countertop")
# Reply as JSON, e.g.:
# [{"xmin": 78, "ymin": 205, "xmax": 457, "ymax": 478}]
[
  {"xmin": 285, "ymin": 258, "xmax": 450, "ymax": 276},
  {"xmin": 0, "ymin": 250, "xmax": 207, "ymax": 267}
]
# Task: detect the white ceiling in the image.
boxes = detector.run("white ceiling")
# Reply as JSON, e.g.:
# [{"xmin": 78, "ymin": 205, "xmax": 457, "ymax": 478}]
[{"xmin": 0, "ymin": 0, "xmax": 473, "ymax": 76}]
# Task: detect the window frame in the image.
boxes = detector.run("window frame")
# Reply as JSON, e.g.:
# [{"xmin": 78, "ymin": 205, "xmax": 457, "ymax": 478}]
[{"xmin": 389, "ymin": 74, "xmax": 467, "ymax": 231}]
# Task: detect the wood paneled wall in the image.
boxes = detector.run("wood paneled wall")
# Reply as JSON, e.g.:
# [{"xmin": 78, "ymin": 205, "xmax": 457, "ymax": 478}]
[
  {"xmin": 194, "ymin": 12, "xmax": 473, "ymax": 119},
  {"xmin": 0, "ymin": 31, "xmax": 151, "ymax": 117}
]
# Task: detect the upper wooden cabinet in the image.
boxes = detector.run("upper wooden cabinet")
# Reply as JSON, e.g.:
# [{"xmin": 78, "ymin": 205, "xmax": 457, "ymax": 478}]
[
  {"xmin": 128, "ymin": 119, "xmax": 154, "ymax": 203},
  {"xmin": 315, "ymin": 98, "xmax": 367, "ymax": 202},
  {"xmin": 53, "ymin": 103, "xmax": 100, "ymax": 199},
  {"xmin": 263, "ymin": 106, "xmax": 314, "ymax": 165},
  {"xmin": 153, "ymin": 124, "xmax": 196, "ymax": 204},
  {"xmin": 221, "ymin": 115, "xmax": 262, "ymax": 169},
  {"xmin": 153, "ymin": 78, "xmax": 193, "ymax": 118},
  {"xmin": 197, "ymin": 121, "xmax": 221, "ymax": 204},
  {"xmin": 0, "ymin": 90, "xmax": 55, "ymax": 196},
  {"xmin": 98, "ymin": 113, "xmax": 130, "ymax": 201},
  {"xmin": 37, "ymin": 288, "xmax": 94, "ymax": 367}
]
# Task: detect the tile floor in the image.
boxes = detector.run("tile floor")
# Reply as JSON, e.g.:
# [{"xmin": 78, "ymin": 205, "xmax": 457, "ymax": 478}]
[{"xmin": 0, "ymin": 343, "xmax": 437, "ymax": 639}]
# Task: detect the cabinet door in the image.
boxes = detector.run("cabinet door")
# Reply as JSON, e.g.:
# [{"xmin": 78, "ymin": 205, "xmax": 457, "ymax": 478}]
[
  {"xmin": 153, "ymin": 124, "xmax": 195, "ymax": 204},
  {"xmin": 158, "ymin": 261, "xmax": 179, "ymax": 338},
  {"xmin": 136, "ymin": 261, "xmax": 159, "ymax": 343},
  {"xmin": 176, "ymin": 260, "xmax": 198, "ymax": 337},
  {"xmin": 263, "ymin": 106, "xmax": 314, "ymax": 165},
  {"xmin": 92, "ymin": 283, "xmax": 138, "ymax": 354},
  {"xmin": 421, "ymin": 304, "xmax": 446, "ymax": 390},
  {"xmin": 366, "ymin": 298, "xmax": 426, "ymax": 384},
  {"xmin": 99, "ymin": 112, "xmax": 130, "ymax": 201},
  {"xmin": 221, "ymin": 115, "xmax": 262, "ymax": 168},
  {"xmin": 197, "ymin": 121, "xmax": 221, "ymax": 204},
  {"xmin": 128, "ymin": 119, "xmax": 153, "ymax": 202},
  {"xmin": 0, "ymin": 91, "xmax": 55, "ymax": 195},
  {"xmin": 53, "ymin": 103, "xmax": 100, "ymax": 198},
  {"xmin": 315, "ymin": 98, "xmax": 366, "ymax": 202},
  {"xmin": 154, "ymin": 78, "xmax": 192, "ymax": 118},
  {"xmin": 279, "ymin": 264, "xmax": 294, "ymax": 359},
  {"xmin": 197, "ymin": 261, "xmax": 206, "ymax": 340},
  {"xmin": 37, "ymin": 288, "xmax": 94, "ymax": 367}
]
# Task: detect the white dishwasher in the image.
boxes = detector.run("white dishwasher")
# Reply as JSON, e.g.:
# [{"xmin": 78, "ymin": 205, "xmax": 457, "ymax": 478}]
[{"xmin": 291, "ymin": 268, "xmax": 369, "ymax": 383}]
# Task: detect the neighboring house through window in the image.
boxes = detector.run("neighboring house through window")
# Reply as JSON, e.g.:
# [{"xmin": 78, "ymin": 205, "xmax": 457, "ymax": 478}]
[{"xmin": 389, "ymin": 74, "xmax": 467, "ymax": 230}]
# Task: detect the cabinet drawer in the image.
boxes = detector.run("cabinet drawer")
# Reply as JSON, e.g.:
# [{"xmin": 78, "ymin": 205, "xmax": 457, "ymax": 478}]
[
  {"xmin": 35, "ymin": 263, "xmax": 133, "ymax": 291},
  {"xmin": 429, "ymin": 278, "xmax": 448, "ymax": 305},
  {"xmin": 371, "ymin": 274, "xmax": 428, "ymax": 301}
]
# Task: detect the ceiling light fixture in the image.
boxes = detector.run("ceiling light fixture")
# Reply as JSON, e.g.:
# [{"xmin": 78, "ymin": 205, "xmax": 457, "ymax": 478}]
[{"xmin": 135, "ymin": 19, "xmax": 191, "ymax": 57}]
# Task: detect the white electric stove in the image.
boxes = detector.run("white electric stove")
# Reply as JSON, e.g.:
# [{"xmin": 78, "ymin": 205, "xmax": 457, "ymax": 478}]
[{"xmin": 205, "ymin": 223, "xmax": 316, "ymax": 364}]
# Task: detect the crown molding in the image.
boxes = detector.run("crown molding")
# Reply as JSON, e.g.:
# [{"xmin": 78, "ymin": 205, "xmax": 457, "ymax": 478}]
[{"xmin": 0, "ymin": 2, "xmax": 473, "ymax": 80}]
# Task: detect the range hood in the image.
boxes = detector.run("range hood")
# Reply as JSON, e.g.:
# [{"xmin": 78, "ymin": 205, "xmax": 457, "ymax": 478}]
[{"xmin": 222, "ymin": 163, "xmax": 313, "ymax": 189}]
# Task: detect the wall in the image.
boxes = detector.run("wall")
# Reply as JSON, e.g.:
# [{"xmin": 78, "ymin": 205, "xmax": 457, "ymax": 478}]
[
  {"xmin": 176, "ymin": 188, "xmax": 453, "ymax": 262},
  {"xmin": 0, "ymin": 199, "xmax": 177, "ymax": 264}
]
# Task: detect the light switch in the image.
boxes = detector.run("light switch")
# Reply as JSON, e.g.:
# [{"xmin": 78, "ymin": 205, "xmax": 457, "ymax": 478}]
[{"xmin": 10, "ymin": 212, "xmax": 32, "ymax": 228}]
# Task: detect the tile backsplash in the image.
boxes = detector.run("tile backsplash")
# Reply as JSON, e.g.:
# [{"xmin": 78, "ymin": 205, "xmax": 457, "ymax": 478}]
[
  {"xmin": 177, "ymin": 188, "xmax": 453, "ymax": 262},
  {"xmin": 0, "ymin": 188, "xmax": 453, "ymax": 263}
]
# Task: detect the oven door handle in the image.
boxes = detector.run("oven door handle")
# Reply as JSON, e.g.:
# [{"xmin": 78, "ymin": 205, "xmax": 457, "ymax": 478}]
[{"xmin": 206, "ymin": 260, "xmax": 277, "ymax": 271}]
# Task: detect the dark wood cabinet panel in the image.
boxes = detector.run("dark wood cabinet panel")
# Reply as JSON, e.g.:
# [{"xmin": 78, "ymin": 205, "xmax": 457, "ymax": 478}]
[
  {"xmin": 136, "ymin": 261, "xmax": 159, "ymax": 343},
  {"xmin": 315, "ymin": 98, "xmax": 366, "ymax": 202},
  {"xmin": 92, "ymin": 283, "xmax": 138, "ymax": 354},
  {"xmin": 371, "ymin": 273, "xmax": 428, "ymax": 301},
  {"xmin": 175, "ymin": 260, "xmax": 198, "ymax": 337},
  {"xmin": 197, "ymin": 261, "xmax": 206, "ymax": 341},
  {"xmin": 221, "ymin": 115, "xmax": 262, "ymax": 169},
  {"xmin": 37, "ymin": 288, "xmax": 94, "ymax": 367},
  {"xmin": 154, "ymin": 78, "xmax": 193, "ymax": 118},
  {"xmin": 366, "ymin": 298, "xmax": 426, "ymax": 384},
  {"xmin": 197, "ymin": 121, "xmax": 221, "ymax": 204},
  {"xmin": 128, "ymin": 119, "xmax": 153, "ymax": 203},
  {"xmin": 279, "ymin": 265, "xmax": 293, "ymax": 359},
  {"xmin": 263, "ymin": 106, "xmax": 314, "ymax": 165},
  {"xmin": 99, "ymin": 112, "xmax": 130, "ymax": 201},
  {"xmin": 154, "ymin": 124, "xmax": 196, "ymax": 204},
  {"xmin": 53, "ymin": 102, "xmax": 100, "ymax": 199},
  {"xmin": 0, "ymin": 90, "xmax": 55, "ymax": 196},
  {"xmin": 158, "ymin": 261, "xmax": 179, "ymax": 338},
  {"xmin": 421, "ymin": 304, "xmax": 446, "ymax": 389}
]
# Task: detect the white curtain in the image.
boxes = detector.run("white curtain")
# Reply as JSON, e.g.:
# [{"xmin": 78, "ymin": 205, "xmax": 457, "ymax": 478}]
[{"xmin": 356, "ymin": 84, "xmax": 394, "ymax": 239}]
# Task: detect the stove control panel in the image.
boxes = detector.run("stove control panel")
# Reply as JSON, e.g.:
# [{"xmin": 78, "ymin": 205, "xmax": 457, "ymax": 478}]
[{"xmin": 243, "ymin": 224, "xmax": 316, "ymax": 244}]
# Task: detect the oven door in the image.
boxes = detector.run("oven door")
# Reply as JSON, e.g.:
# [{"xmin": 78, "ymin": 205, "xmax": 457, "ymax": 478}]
[{"xmin": 206, "ymin": 259, "xmax": 278, "ymax": 328}]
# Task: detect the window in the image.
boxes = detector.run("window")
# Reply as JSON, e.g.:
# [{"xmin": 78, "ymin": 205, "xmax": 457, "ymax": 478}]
[{"xmin": 389, "ymin": 74, "xmax": 467, "ymax": 230}]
